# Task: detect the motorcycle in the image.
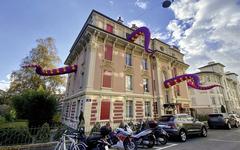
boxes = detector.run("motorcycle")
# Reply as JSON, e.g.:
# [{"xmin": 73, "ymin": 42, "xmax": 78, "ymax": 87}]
[
  {"xmin": 107, "ymin": 127, "xmax": 137, "ymax": 150},
  {"xmin": 130, "ymin": 123, "xmax": 155, "ymax": 148},
  {"xmin": 76, "ymin": 126, "xmax": 111, "ymax": 150},
  {"xmin": 151, "ymin": 124, "xmax": 169, "ymax": 145}
]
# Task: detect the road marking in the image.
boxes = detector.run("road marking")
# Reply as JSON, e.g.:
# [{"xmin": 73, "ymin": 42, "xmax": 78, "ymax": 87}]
[
  {"xmin": 209, "ymin": 139, "xmax": 240, "ymax": 143},
  {"xmin": 155, "ymin": 144, "xmax": 178, "ymax": 150}
]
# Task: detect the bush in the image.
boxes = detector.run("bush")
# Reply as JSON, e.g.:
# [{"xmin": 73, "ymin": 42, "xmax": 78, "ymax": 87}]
[
  {"xmin": 52, "ymin": 112, "xmax": 61, "ymax": 126},
  {"xmin": 35, "ymin": 123, "xmax": 50, "ymax": 143},
  {"xmin": 0, "ymin": 115, "xmax": 6, "ymax": 124},
  {"xmin": 0, "ymin": 127, "xmax": 32, "ymax": 146},
  {"xmin": 12, "ymin": 89, "xmax": 57, "ymax": 128},
  {"xmin": 4, "ymin": 109, "xmax": 16, "ymax": 122}
]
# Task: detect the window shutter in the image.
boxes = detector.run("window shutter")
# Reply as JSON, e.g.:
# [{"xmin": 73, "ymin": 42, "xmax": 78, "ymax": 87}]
[
  {"xmin": 103, "ymin": 70, "xmax": 112, "ymax": 88},
  {"xmin": 106, "ymin": 24, "xmax": 113, "ymax": 33},
  {"xmin": 100, "ymin": 101, "xmax": 111, "ymax": 120},
  {"xmin": 105, "ymin": 44, "xmax": 113, "ymax": 61}
]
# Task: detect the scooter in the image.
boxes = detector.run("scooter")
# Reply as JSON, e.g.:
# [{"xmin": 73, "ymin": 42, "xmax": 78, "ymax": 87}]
[
  {"xmin": 130, "ymin": 123, "xmax": 155, "ymax": 148},
  {"xmin": 107, "ymin": 127, "xmax": 137, "ymax": 150}
]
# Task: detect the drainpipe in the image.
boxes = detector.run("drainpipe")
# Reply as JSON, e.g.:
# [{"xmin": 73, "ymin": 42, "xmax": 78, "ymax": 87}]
[{"xmin": 150, "ymin": 50, "xmax": 157, "ymax": 119}]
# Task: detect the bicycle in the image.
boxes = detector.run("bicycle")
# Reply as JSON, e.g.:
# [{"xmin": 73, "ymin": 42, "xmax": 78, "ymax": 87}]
[{"xmin": 54, "ymin": 130, "xmax": 87, "ymax": 150}]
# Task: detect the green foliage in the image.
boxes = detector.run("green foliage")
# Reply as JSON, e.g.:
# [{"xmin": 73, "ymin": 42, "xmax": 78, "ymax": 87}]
[
  {"xmin": 90, "ymin": 122, "xmax": 101, "ymax": 135},
  {"xmin": 35, "ymin": 123, "xmax": 50, "ymax": 143},
  {"xmin": 0, "ymin": 115, "xmax": 6, "ymax": 124},
  {"xmin": 8, "ymin": 37, "xmax": 66, "ymax": 95},
  {"xmin": 52, "ymin": 112, "xmax": 61, "ymax": 125},
  {"xmin": 0, "ymin": 121, "xmax": 28, "ymax": 129},
  {"xmin": 12, "ymin": 89, "xmax": 57, "ymax": 127},
  {"xmin": 0, "ymin": 127, "xmax": 32, "ymax": 146},
  {"xmin": 196, "ymin": 114, "xmax": 209, "ymax": 121},
  {"xmin": 4, "ymin": 109, "xmax": 16, "ymax": 122}
]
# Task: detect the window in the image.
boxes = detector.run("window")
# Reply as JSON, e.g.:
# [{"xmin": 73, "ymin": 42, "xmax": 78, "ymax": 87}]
[
  {"xmin": 142, "ymin": 58, "xmax": 148, "ymax": 70},
  {"xmin": 103, "ymin": 70, "xmax": 112, "ymax": 88},
  {"xmin": 145, "ymin": 101, "xmax": 151, "ymax": 117},
  {"xmin": 126, "ymin": 100, "xmax": 133, "ymax": 118},
  {"xmin": 160, "ymin": 46, "xmax": 164, "ymax": 51},
  {"xmin": 143, "ymin": 78, "xmax": 149, "ymax": 92},
  {"xmin": 176, "ymin": 85, "xmax": 180, "ymax": 96},
  {"xmin": 80, "ymin": 72, "xmax": 84, "ymax": 89},
  {"xmin": 165, "ymin": 90, "xmax": 170, "ymax": 103},
  {"xmin": 126, "ymin": 75, "xmax": 133, "ymax": 91},
  {"xmin": 104, "ymin": 44, "xmax": 113, "ymax": 61},
  {"xmin": 106, "ymin": 24, "xmax": 113, "ymax": 33},
  {"xmin": 125, "ymin": 53, "xmax": 132, "ymax": 66},
  {"xmin": 212, "ymin": 97, "xmax": 216, "ymax": 105},
  {"xmin": 100, "ymin": 101, "xmax": 111, "ymax": 120}
]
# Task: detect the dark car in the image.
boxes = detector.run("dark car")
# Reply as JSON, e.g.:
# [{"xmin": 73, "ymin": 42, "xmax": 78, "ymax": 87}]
[
  {"xmin": 158, "ymin": 114, "xmax": 207, "ymax": 142},
  {"xmin": 208, "ymin": 113, "xmax": 239, "ymax": 129}
]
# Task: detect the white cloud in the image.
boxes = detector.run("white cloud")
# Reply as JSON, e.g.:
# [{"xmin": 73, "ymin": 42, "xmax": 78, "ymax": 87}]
[
  {"xmin": 0, "ymin": 74, "xmax": 11, "ymax": 91},
  {"xmin": 166, "ymin": 0, "xmax": 240, "ymax": 75},
  {"xmin": 109, "ymin": 0, "xmax": 114, "ymax": 6},
  {"xmin": 127, "ymin": 19, "xmax": 146, "ymax": 27},
  {"xmin": 135, "ymin": 0, "xmax": 148, "ymax": 9}
]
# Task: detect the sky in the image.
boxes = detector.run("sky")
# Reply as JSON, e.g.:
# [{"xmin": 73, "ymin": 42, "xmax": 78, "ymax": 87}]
[{"xmin": 0, "ymin": 0, "xmax": 240, "ymax": 91}]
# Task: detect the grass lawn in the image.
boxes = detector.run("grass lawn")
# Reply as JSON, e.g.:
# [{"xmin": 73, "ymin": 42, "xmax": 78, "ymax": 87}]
[{"xmin": 0, "ymin": 120, "xmax": 28, "ymax": 128}]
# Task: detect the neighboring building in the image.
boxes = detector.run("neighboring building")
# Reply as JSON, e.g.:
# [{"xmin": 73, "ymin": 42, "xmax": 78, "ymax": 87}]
[
  {"xmin": 61, "ymin": 10, "xmax": 190, "ymax": 131},
  {"xmin": 189, "ymin": 62, "xmax": 240, "ymax": 115}
]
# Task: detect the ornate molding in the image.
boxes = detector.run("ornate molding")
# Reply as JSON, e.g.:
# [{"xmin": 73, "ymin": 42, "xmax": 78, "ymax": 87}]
[
  {"xmin": 101, "ymin": 59, "xmax": 114, "ymax": 71},
  {"xmin": 141, "ymin": 70, "xmax": 149, "ymax": 78},
  {"xmin": 124, "ymin": 65, "xmax": 134, "ymax": 74}
]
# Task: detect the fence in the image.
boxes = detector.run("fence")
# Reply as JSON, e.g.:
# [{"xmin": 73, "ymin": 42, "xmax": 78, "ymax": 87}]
[{"xmin": 0, "ymin": 125, "xmax": 63, "ymax": 147}]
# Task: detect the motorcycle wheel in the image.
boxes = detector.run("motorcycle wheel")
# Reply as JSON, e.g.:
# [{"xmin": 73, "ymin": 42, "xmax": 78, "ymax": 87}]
[
  {"xmin": 157, "ymin": 135, "xmax": 168, "ymax": 145},
  {"xmin": 123, "ymin": 138, "xmax": 137, "ymax": 150},
  {"xmin": 146, "ymin": 135, "xmax": 155, "ymax": 148}
]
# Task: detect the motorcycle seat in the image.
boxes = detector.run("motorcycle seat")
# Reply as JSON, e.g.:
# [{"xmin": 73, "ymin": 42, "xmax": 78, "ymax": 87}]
[{"xmin": 86, "ymin": 135, "xmax": 103, "ymax": 144}]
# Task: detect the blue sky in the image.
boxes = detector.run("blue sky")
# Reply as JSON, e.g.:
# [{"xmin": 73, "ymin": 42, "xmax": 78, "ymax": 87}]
[{"xmin": 1, "ymin": 0, "xmax": 240, "ymax": 90}]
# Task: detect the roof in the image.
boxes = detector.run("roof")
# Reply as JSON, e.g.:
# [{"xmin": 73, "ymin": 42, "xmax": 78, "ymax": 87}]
[
  {"xmin": 195, "ymin": 71, "xmax": 222, "ymax": 76},
  {"xmin": 64, "ymin": 9, "xmax": 184, "ymax": 64},
  {"xmin": 198, "ymin": 62, "xmax": 225, "ymax": 69},
  {"xmin": 225, "ymin": 72, "xmax": 238, "ymax": 76}
]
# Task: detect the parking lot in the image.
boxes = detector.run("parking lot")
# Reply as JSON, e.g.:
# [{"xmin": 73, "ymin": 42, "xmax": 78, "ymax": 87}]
[{"xmin": 142, "ymin": 128, "xmax": 240, "ymax": 150}]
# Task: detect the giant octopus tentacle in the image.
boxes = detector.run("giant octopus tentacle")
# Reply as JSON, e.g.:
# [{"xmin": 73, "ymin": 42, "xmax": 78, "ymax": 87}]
[
  {"xmin": 127, "ymin": 26, "xmax": 222, "ymax": 90},
  {"xmin": 164, "ymin": 74, "xmax": 222, "ymax": 90},
  {"xmin": 127, "ymin": 26, "xmax": 152, "ymax": 53},
  {"xmin": 22, "ymin": 64, "xmax": 77, "ymax": 76}
]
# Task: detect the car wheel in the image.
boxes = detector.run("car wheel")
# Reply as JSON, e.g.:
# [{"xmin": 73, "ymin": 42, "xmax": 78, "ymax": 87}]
[
  {"xmin": 235, "ymin": 122, "xmax": 239, "ymax": 128},
  {"xmin": 201, "ymin": 127, "xmax": 207, "ymax": 137},
  {"xmin": 179, "ymin": 130, "xmax": 187, "ymax": 142},
  {"xmin": 227, "ymin": 122, "xmax": 232, "ymax": 130}
]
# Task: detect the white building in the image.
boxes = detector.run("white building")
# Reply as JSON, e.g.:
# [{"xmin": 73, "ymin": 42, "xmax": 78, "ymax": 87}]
[{"xmin": 189, "ymin": 62, "xmax": 240, "ymax": 115}]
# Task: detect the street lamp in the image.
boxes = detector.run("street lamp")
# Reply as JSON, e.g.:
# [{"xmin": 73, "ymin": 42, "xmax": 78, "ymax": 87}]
[{"xmin": 162, "ymin": 0, "xmax": 174, "ymax": 8}]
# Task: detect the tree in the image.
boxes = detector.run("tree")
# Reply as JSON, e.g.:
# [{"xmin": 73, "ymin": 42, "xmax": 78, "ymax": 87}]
[
  {"xmin": 12, "ymin": 88, "xmax": 57, "ymax": 127},
  {"xmin": 8, "ymin": 37, "xmax": 65, "ymax": 94}
]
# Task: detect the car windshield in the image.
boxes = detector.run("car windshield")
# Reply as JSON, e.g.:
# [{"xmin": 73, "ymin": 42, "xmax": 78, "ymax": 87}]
[
  {"xmin": 209, "ymin": 114, "xmax": 223, "ymax": 117},
  {"xmin": 159, "ymin": 116, "xmax": 174, "ymax": 122}
]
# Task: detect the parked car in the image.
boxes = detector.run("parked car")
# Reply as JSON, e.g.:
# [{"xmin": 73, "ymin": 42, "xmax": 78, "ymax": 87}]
[
  {"xmin": 208, "ymin": 113, "xmax": 239, "ymax": 129},
  {"xmin": 158, "ymin": 114, "xmax": 207, "ymax": 142}
]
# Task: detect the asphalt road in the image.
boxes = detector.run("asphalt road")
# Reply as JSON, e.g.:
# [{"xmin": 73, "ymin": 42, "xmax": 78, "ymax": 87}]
[{"xmin": 146, "ymin": 128, "xmax": 240, "ymax": 150}]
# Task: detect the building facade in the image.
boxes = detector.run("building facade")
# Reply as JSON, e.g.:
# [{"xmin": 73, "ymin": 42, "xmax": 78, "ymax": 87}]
[
  {"xmin": 189, "ymin": 62, "xmax": 240, "ymax": 115},
  {"xmin": 61, "ymin": 10, "xmax": 191, "ymax": 132}
]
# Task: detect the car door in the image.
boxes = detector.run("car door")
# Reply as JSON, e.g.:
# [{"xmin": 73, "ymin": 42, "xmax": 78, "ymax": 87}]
[{"xmin": 186, "ymin": 115, "xmax": 201, "ymax": 134}]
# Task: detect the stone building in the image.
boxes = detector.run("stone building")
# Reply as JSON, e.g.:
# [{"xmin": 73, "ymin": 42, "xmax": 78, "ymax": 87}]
[
  {"xmin": 189, "ymin": 62, "xmax": 240, "ymax": 115},
  {"xmin": 61, "ymin": 10, "xmax": 191, "ymax": 131}
]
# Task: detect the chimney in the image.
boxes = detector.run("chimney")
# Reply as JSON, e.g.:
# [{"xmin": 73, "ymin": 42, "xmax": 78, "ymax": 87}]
[
  {"xmin": 131, "ymin": 24, "xmax": 138, "ymax": 30},
  {"xmin": 117, "ymin": 17, "xmax": 123, "ymax": 24}
]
